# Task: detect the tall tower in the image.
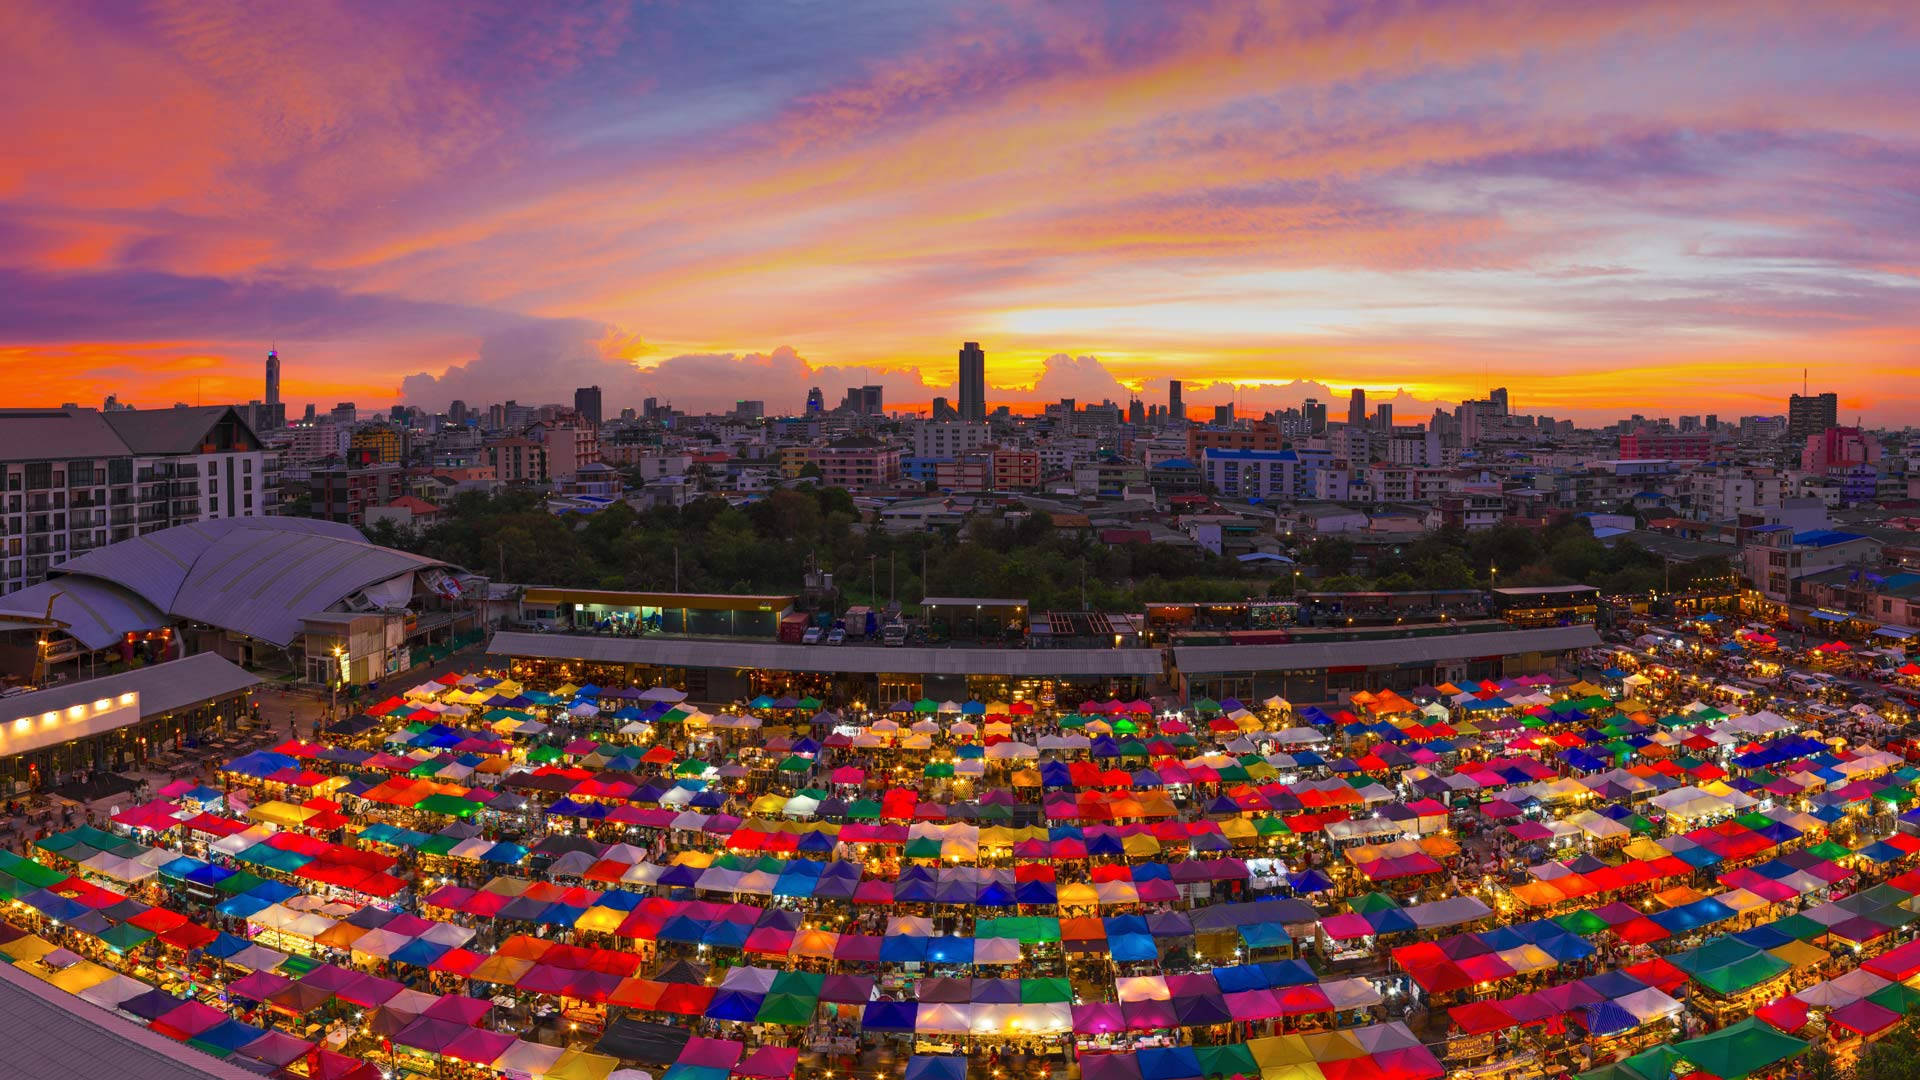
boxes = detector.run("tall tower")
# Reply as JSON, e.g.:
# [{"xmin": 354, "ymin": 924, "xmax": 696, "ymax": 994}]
[
  {"xmin": 1348, "ymin": 388, "xmax": 1366, "ymax": 427},
  {"xmin": 1168, "ymin": 380, "xmax": 1185, "ymax": 421},
  {"xmin": 265, "ymin": 348, "xmax": 281, "ymax": 408},
  {"xmin": 957, "ymin": 342, "xmax": 986, "ymax": 422}
]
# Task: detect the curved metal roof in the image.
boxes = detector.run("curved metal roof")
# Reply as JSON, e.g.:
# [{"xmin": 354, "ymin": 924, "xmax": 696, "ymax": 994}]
[
  {"xmin": 44, "ymin": 517, "xmax": 448, "ymax": 648},
  {"xmin": 0, "ymin": 576, "xmax": 167, "ymax": 651}
]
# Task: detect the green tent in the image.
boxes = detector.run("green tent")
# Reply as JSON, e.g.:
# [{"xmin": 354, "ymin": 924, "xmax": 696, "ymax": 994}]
[
  {"xmin": 1112, "ymin": 718, "xmax": 1138, "ymax": 734},
  {"xmin": 526, "ymin": 745, "xmax": 562, "ymax": 764},
  {"xmin": 215, "ymin": 870, "xmax": 266, "ymax": 895},
  {"xmin": 777, "ymin": 755, "xmax": 813, "ymax": 772},
  {"xmin": 1768, "ymin": 913, "xmax": 1827, "ymax": 942},
  {"xmin": 1253, "ymin": 817, "xmax": 1289, "ymax": 837},
  {"xmin": 1733, "ymin": 811, "xmax": 1773, "ymax": 831},
  {"xmin": 797, "ymin": 697, "xmax": 822, "ymax": 710},
  {"xmin": 1195, "ymin": 1044, "xmax": 1259, "ymax": 1080},
  {"xmin": 1868, "ymin": 981, "xmax": 1920, "ymax": 1016},
  {"xmin": 1555, "ymin": 910, "xmax": 1610, "ymax": 935},
  {"xmin": 6, "ymin": 859, "xmax": 65, "ymax": 889},
  {"xmin": 769, "ymin": 970, "xmax": 825, "ymax": 996},
  {"xmin": 903, "ymin": 837, "xmax": 942, "ymax": 859},
  {"xmin": 754, "ymin": 992, "xmax": 819, "ymax": 1026},
  {"xmin": 1614, "ymin": 1045, "xmax": 1684, "ymax": 1080},
  {"xmin": 277, "ymin": 953, "xmax": 322, "ymax": 976},
  {"xmin": 1669, "ymin": 1017, "xmax": 1807, "ymax": 1078},
  {"xmin": 1020, "ymin": 977, "xmax": 1073, "ymax": 1003},
  {"xmin": 1806, "ymin": 840, "xmax": 1851, "ymax": 860},
  {"xmin": 418, "ymin": 834, "xmax": 460, "ymax": 857},
  {"xmin": 414, "ymin": 794, "xmax": 480, "ymax": 817},
  {"xmin": 977, "ymin": 916, "xmax": 1060, "ymax": 944},
  {"xmin": 1692, "ymin": 953, "xmax": 1790, "ymax": 994},
  {"xmin": 923, "ymin": 762, "xmax": 954, "ymax": 778},
  {"xmin": 1348, "ymin": 891, "xmax": 1402, "ymax": 914},
  {"xmin": 846, "ymin": 799, "xmax": 881, "ymax": 820},
  {"xmin": 1192, "ymin": 698, "xmax": 1220, "ymax": 713},
  {"xmin": 675, "ymin": 760, "xmax": 711, "ymax": 776},
  {"xmin": 913, "ymin": 699, "xmax": 938, "ymax": 713},
  {"xmin": 97, "ymin": 922, "xmax": 155, "ymax": 952}
]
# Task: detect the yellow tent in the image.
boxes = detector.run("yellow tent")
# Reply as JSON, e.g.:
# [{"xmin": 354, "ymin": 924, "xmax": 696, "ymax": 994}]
[
  {"xmin": 572, "ymin": 906, "xmax": 627, "ymax": 935},
  {"xmin": 250, "ymin": 801, "xmax": 317, "ymax": 827},
  {"xmin": 43, "ymin": 959, "xmax": 116, "ymax": 994},
  {"xmin": 0, "ymin": 936, "xmax": 56, "ymax": 963},
  {"xmin": 543, "ymin": 1049, "xmax": 620, "ymax": 1080}
]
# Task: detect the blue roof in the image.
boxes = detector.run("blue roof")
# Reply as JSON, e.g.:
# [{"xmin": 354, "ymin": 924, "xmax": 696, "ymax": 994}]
[
  {"xmin": 1154, "ymin": 459, "xmax": 1195, "ymax": 469},
  {"xmin": 1201, "ymin": 449, "xmax": 1298, "ymax": 461},
  {"xmin": 1793, "ymin": 529, "xmax": 1866, "ymax": 547}
]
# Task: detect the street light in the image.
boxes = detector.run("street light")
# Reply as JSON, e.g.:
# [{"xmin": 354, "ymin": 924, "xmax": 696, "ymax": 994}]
[{"xmin": 331, "ymin": 644, "xmax": 346, "ymax": 718}]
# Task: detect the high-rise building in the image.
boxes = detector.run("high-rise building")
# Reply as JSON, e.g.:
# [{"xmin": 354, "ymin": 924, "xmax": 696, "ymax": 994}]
[
  {"xmin": 1347, "ymin": 388, "xmax": 1367, "ymax": 428},
  {"xmin": 1212, "ymin": 404, "xmax": 1235, "ymax": 426},
  {"xmin": 930, "ymin": 396, "xmax": 959, "ymax": 421},
  {"xmin": 1127, "ymin": 398, "xmax": 1145, "ymax": 425},
  {"xmin": 573, "ymin": 385, "xmax": 603, "ymax": 428},
  {"xmin": 264, "ymin": 349, "xmax": 280, "ymax": 410},
  {"xmin": 449, "ymin": 400, "xmax": 468, "ymax": 426},
  {"xmin": 329, "ymin": 402, "xmax": 356, "ymax": 424},
  {"xmin": 1303, "ymin": 398, "xmax": 1327, "ymax": 434},
  {"xmin": 957, "ymin": 342, "xmax": 986, "ymax": 422},
  {"xmin": 805, "ymin": 387, "xmax": 825, "ymax": 414},
  {"xmin": 1488, "ymin": 387, "xmax": 1509, "ymax": 416},
  {"xmin": 1374, "ymin": 403, "xmax": 1393, "ymax": 430},
  {"xmin": 1168, "ymin": 380, "xmax": 1185, "ymax": 421},
  {"xmin": 841, "ymin": 385, "xmax": 883, "ymax": 415},
  {"xmin": 1787, "ymin": 392, "xmax": 1838, "ymax": 442}
]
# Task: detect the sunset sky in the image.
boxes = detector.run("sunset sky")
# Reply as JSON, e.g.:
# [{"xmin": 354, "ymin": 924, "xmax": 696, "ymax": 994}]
[{"xmin": 3, "ymin": 1, "xmax": 1918, "ymax": 422}]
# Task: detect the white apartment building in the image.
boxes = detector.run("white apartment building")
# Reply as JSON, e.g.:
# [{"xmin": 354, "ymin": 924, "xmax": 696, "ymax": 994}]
[
  {"xmin": 0, "ymin": 406, "xmax": 278, "ymax": 594},
  {"xmin": 909, "ymin": 421, "xmax": 990, "ymax": 460}
]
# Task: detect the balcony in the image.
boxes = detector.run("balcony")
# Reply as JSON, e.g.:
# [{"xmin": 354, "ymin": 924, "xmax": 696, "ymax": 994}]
[
  {"xmin": 137, "ymin": 464, "xmax": 174, "ymax": 482},
  {"xmin": 139, "ymin": 506, "xmax": 170, "ymax": 524},
  {"xmin": 171, "ymin": 500, "xmax": 200, "ymax": 517},
  {"xmin": 170, "ymin": 481, "xmax": 200, "ymax": 498},
  {"xmin": 139, "ymin": 485, "xmax": 169, "ymax": 503}
]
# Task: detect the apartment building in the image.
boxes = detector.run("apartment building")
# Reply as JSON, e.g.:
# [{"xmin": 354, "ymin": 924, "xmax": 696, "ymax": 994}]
[
  {"xmin": 0, "ymin": 406, "xmax": 278, "ymax": 594},
  {"xmin": 531, "ymin": 418, "xmax": 600, "ymax": 481},
  {"xmin": 812, "ymin": 435, "xmax": 902, "ymax": 490},
  {"xmin": 485, "ymin": 437, "xmax": 550, "ymax": 485}
]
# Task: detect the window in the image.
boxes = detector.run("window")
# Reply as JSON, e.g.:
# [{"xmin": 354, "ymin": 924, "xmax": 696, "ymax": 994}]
[
  {"xmin": 23, "ymin": 462, "xmax": 51, "ymax": 490},
  {"xmin": 206, "ymin": 461, "xmax": 217, "ymax": 476}
]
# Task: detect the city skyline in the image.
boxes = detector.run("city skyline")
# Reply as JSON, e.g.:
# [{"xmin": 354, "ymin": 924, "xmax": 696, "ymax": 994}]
[{"xmin": 3, "ymin": 3, "xmax": 1919, "ymax": 422}]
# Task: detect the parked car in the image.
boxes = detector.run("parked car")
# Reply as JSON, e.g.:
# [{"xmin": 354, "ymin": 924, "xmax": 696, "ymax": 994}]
[
  {"xmin": 881, "ymin": 622, "xmax": 907, "ymax": 647},
  {"xmin": 827, "ymin": 628, "xmax": 846, "ymax": 645},
  {"xmin": 802, "ymin": 627, "xmax": 823, "ymax": 645}
]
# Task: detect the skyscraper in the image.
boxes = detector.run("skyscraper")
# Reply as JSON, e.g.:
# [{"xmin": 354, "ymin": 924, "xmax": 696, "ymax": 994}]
[
  {"xmin": 573, "ymin": 385, "xmax": 603, "ymax": 428},
  {"xmin": 1374, "ymin": 403, "xmax": 1392, "ymax": 430},
  {"xmin": 264, "ymin": 349, "xmax": 280, "ymax": 409},
  {"xmin": 1303, "ymin": 398, "xmax": 1327, "ymax": 434},
  {"xmin": 1488, "ymin": 387, "xmax": 1509, "ymax": 415},
  {"xmin": 1168, "ymin": 380, "xmax": 1185, "ymax": 421},
  {"xmin": 957, "ymin": 342, "xmax": 986, "ymax": 422},
  {"xmin": 1787, "ymin": 392, "xmax": 1838, "ymax": 442},
  {"xmin": 1348, "ymin": 388, "xmax": 1366, "ymax": 427},
  {"xmin": 806, "ymin": 387, "xmax": 825, "ymax": 414}
]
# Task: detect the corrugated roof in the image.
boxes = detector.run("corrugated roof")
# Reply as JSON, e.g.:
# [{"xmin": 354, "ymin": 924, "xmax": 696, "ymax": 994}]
[
  {"xmin": 54, "ymin": 517, "xmax": 365, "ymax": 612},
  {"xmin": 0, "ymin": 409, "xmax": 131, "ymax": 462},
  {"xmin": 99, "ymin": 405, "xmax": 257, "ymax": 454},
  {"xmin": 169, "ymin": 526, "xmax": 443, "ymax": 646},
  {"xmin": 0, "ymin": 653, "xmax": 259, "ymax": 726},
  {"xmin": 0, "ymin": 956, "xmax": 265, "ymax": 1080},
  {"xmin": 0, "ymin": 576, "xmax": 168, "ymax": 650},
  {"xmin": 50, "ymin": 517, "xmax": 445, "ymax": 647},
  {"xmin": 488, "ymin": 631, "xmax": 1165, "ymax": 677},
  {"xmin": 1173, "ymin": 625, "xmax": 1601, "ymax": 674}
]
